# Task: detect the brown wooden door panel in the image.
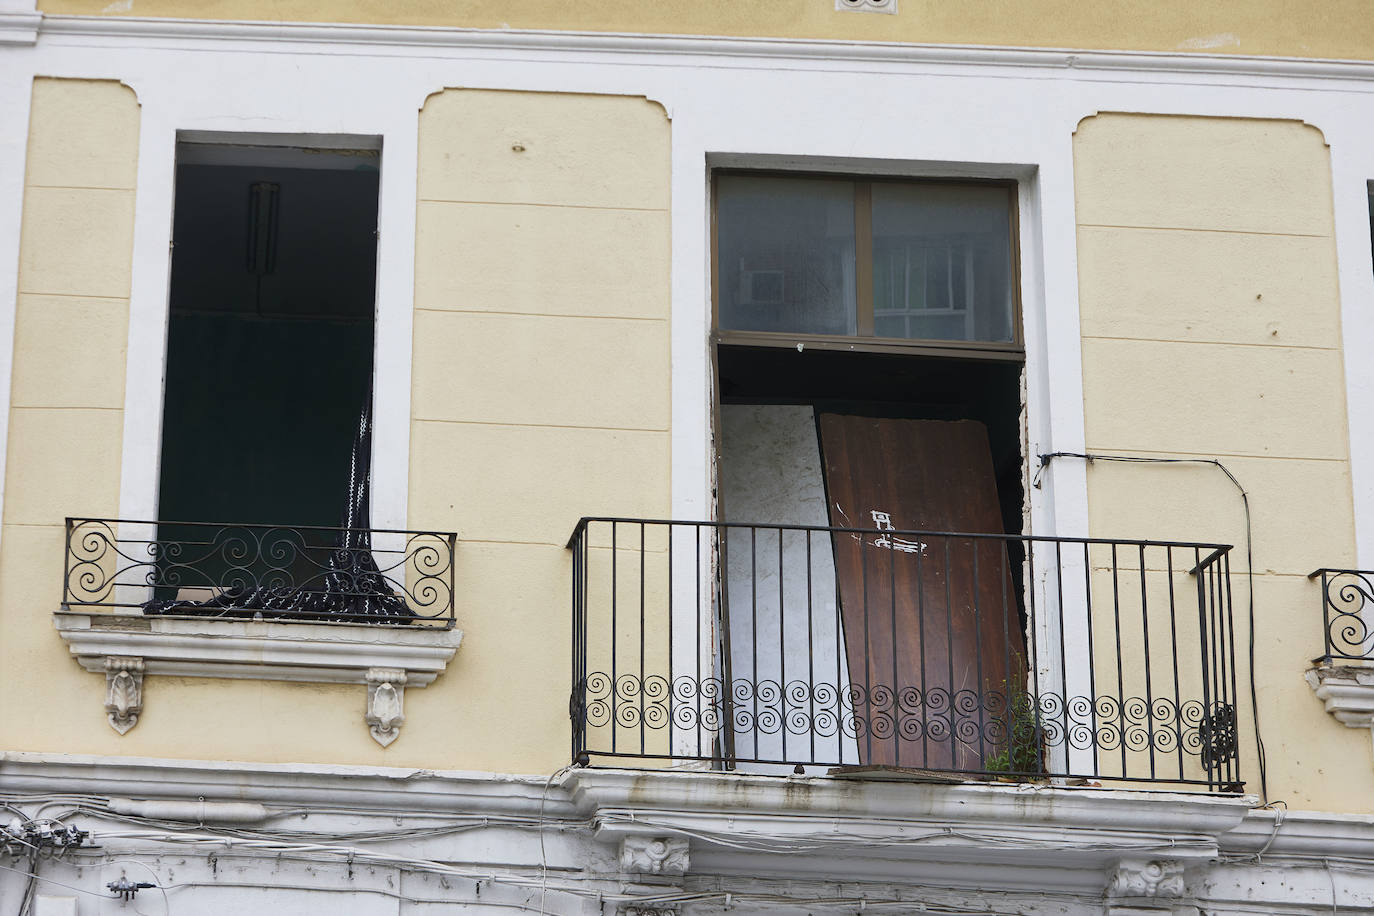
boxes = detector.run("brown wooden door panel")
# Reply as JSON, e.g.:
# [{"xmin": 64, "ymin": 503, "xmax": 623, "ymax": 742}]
[{"xmin": 818, "ymin": 414, "xmax": 1026, "ymax": 771}]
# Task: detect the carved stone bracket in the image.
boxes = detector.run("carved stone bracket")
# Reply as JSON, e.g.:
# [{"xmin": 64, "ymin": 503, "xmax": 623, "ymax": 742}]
[
  {"xmin": 1306, "ymin": 665, "xmax": 1374, "ymax": 728},
  {"xmin": 620, "ymin": 836, "xmax": 689, "ymax": 876},
  {"xmin": 365, "ymin": 667, "xmax": 407, "ymax": 747},
  {"xmin": 58, "ymin": 613, "xmax": 461, "ymax": 747},
  {"xmin": 104, "ymin": 656, "xmax": 144, "ymax": 735},
  {"xmin": 1106, "ymin": 859, "xmax": 1186, "ymax": 898}
]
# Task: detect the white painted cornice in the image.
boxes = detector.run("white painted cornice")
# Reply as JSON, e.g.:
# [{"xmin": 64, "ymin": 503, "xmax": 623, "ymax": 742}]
[
  {"xmin": 564, "ymin": 768, "xmax": 1254, "ymax": 891},
  {"xmin": 55, "ymin": 610, "xmax": 461, "ymax": 685},
  {"xmin": 1306, "ymin": 664, "xmax": 1374, "ymax": 728},
  {"xmin": 1221, "ymin": 808, "xmax": 1374, "ymax": 863},
  {"xmin": 55, "ymin": 611, "xmax": 462, "ymax": 745},
  {"xmin": 0, "ymin": 9, "xmax": 39, "ymax": 44},
  {"xmin": 0, "ymin": 752, "xmax": 578, "ymax": 818},
  {"xmin": 28, "ymin": 13, "xmax": 1374, "ymax": 85}
]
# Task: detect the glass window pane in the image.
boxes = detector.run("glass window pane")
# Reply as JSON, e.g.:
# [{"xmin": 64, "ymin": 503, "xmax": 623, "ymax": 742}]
[
  {"xmin": 870, "ymin": 183, "xmax": 1015, "ymax": 343},
  {"xmin": 717, "ymin": 176, "xmax": 857, "ymax": 336}
]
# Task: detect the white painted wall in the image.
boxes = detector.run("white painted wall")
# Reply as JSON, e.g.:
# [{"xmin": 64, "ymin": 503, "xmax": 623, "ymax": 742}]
[{"xmin": 718, "ymin": 404, "xmax": 858, "ymax": 769}]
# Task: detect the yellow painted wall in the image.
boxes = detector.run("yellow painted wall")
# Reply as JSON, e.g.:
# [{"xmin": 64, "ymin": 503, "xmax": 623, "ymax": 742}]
[
  {"xmin": 36, "ymin": 0, "xmax": 1374, "ymax": 61},
  {"xmin": 0, "ymin": 85, "xmax": 671, "ymax": 776},
  {"xmin": 406, "ymin": 89, "xmax": 671, "ymax": 773},
  {"xmin": 0, "ymin": 78, "xmax": 139, "ymax": 751},
  {"xmin": 1073, "ymin": 113, "xmax": 1369, "ymax": 812}
]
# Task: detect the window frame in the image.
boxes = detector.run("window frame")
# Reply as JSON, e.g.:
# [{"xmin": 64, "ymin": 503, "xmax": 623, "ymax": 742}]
[{"xmin": 710, "ymin": 169, "xmax": 1025, "ymax": 362}]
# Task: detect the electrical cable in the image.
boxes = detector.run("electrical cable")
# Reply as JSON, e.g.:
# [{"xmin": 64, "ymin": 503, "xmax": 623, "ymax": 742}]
[
  {"xmin": 1036, "ymin": 450, "xmax": 1269, "ymax": 803},
  {"xmin": 539, "ymin": 765, "xmax": 573, "ymax": 916},
  {"xmin": 0, "ymin": 860, "xmax": 109, "ymax": 903}
]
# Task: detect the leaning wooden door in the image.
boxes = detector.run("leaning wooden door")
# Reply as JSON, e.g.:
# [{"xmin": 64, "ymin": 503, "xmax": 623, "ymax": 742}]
[{"xmin": 818, "ymin": 414, "xmax": 1026, "ymax": 771}]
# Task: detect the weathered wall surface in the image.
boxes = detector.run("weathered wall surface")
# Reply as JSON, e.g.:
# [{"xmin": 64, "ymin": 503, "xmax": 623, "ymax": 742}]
[
  {"xmin": 33, "ymin": 0, "xmax": 1374, "ymax": 61},
  {"xmin": 0, "ymin": 78, "xmax": 139, "ymax": 752},
  {"xmin": 1073, "ymin": 113, "xmax": 1369, "ymax": 811},
  {"xmin": 0, "ymin": 85, "xmax": 671, "ymax": 777},
  {"xmin": 406, "ymin": 89, "xmax": 672, "ymax": 773}
]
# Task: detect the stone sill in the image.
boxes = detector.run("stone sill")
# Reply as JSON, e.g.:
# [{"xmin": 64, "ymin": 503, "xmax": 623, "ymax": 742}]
[
  {"xmin": 1306, "ymin": 662, "xmax": 1374, "ymax": 729},
  {"xmin": 54, "ymin": 610, "xmax": 463, "ymax": 745}
]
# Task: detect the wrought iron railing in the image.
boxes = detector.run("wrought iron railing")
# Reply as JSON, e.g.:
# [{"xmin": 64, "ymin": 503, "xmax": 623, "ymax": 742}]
[
  {"xmin": 1311, "ymin": 568, "xmax": 1374, "ymax": 662},
  {"xmin": 63, "ymin": 518, "xmax": 455, "ymax": 626},
  {"xmin": 569, "ymin": 518, "xmax": 1241, "ymax": 790}
]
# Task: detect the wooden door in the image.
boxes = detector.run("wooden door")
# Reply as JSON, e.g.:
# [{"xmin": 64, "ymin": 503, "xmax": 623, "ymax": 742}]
[{"xmin": 818, "ymin": 414, "xmax": 1026, "ymax": 771}]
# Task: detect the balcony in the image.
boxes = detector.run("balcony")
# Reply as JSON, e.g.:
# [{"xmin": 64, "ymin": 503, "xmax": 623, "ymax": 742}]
[
  {"xmin": 55, "ymin": 518, "xmax": 461, "ymax": 742},
  {"xmin": 1311, "ymin": 568, "xmax": 1374, "ymax": 663},
  {"xmin": 569, "ymin": 518, "xmax": 1242, "ymax": 791},
  {"xmin": 1307, "ymin": 569, "xmax": 1374, "ymax": 739},
  {"xmin": 62, "ymin": 517, "xmax": 455, "ymax": 625}
]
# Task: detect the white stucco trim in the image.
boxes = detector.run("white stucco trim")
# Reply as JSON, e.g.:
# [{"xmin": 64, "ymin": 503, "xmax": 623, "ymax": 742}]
[
  {"xmin": 6, "ymin": 753, "xmax": 1374, "ymax": 911},
  {"xmin": 27, "ymin": 13, "xmax": 1374, "ymax": 84},
  {"xmin": 0, "ymin": 10, "xmax": 38, "ymax": 44},
  {"xmin": 0, "ymin": 65, "xmax": 33, "ymax": 560},
  {"xmin": 113, "ymin": 113, "xmax": 414, "ymax": 533},
  {"xmin": 53, "ymin": 610, "xmax": 462, "ymax": 685}
]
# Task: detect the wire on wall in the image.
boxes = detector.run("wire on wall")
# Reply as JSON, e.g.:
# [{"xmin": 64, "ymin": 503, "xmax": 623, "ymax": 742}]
[{"xmin": 1035, "ymin": 450, "xmax": 1269, "ymax": 803}]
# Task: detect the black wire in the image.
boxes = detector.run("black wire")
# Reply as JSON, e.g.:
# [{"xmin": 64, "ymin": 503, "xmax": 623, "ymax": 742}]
[{"xmin": 1036, "ymin": 450, "xmax": 1268, "ymax": 803}]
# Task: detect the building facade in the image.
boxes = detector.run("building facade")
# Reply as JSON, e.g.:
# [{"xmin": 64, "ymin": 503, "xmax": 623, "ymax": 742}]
[{"xmin": 3, "ymin": 0, "xmax": 1374, "ymax": 913}]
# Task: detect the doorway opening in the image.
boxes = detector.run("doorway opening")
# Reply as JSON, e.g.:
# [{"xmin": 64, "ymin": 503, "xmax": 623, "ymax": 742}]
[{"xmin": 711, "ymin": 171, "xmax": 1028, "ymax": 771}]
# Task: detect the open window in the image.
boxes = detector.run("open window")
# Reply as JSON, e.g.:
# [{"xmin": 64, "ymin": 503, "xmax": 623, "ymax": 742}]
[
  {"xmin": 712, "ymin": 172, "xmax": 1027, "ymax": 771},
  {"xmin": 148, "ymin": 138, "xmax": 408, "ymax": 621}
]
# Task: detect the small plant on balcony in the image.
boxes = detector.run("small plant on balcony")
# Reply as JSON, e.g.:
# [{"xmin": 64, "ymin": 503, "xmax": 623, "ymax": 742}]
[{"xmin": 983, "ymin": 684, "xmax": 1045, "ymax": 776}]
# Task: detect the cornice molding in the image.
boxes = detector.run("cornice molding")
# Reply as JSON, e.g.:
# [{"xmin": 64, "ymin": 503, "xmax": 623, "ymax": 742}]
[
  {"xmin": 28, "ymin": 13, "xmax": 1374, "ymax": 85},
  {"xmin": 55, "ymin": 610, "xmax": 461, "ymax": 685},
  {"xmin": 54, "ymin": 611, "xmax": 462, "ymax": 745},
  {"xmin": 6, "ymin": 755, "xmax": 1374, "ymax": 899},
  {"xmin": 1306, "ymin": 664, "xmax": 1374, "ymax": 729},
  {"xmin": 0, "ymin": 10, "xmax": 40, "ymax": 44}
]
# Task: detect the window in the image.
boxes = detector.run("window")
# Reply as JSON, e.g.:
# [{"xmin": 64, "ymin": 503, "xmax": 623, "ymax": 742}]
[
  {"xmin": 159, "ymin": 141, "xmax": 381, "ymax": 533},
  {"xmin": 715, "ymin": 173, "xmax": 1019, "ymax": 353}
]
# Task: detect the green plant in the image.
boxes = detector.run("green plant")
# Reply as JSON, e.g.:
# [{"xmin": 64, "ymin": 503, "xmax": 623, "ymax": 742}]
[{"xmin": 983, "ymin": 686, "xmax": 1045, "ymax": 775}]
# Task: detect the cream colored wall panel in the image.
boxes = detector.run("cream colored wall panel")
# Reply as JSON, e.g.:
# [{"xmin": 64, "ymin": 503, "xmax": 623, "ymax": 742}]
[
  {"xmin": 411, "ymin": 310, "xmax": 669, "ymax": 430},
  {"xmin": 1076, "ymin": 227, "xmax": 1341, "ymax": 350},
  {"xmin": 1074, "ymin": 115, "xmax": 1333, "ymax": 236},
  {"xmin": 0, "ymin": 524, "xmax": 111, "ymax": 748},
  {"xmin": 24, "ymin": 79, "xmax": 140, "ymax": 191},
  {"xmin": 33, "ymin": 0, "xmax": 1374, "ymax": 62},
  {"xmin": 408, "ymin": 421, "xmax": 669, "ymax": 545},
  {"xmin": 1083, "ymin": 455, "xmax": 1355, "ymax": 576},
  {"xmin": 1081, "ymin": 338, "xmax": 1348, "ymax": 461},
  {"xmin": 412, "ymin": 541, "xmax": 570, "ymax": 774},
  {"xmin": 417, "ymin": 90, "xmax": 669, "ymax": 211},
  {"xmin": 16, "ymin": 188, "xmax": 136, "ymax": 299},
  {"xmin": 413, "ymin": 201, "xmax": 669, "ymax": 320},
  {"xmin": 2, "ymin": 408, "xmax": 123, "ymax": 526},
  {"xmin": 9, "ymin": 295, "xmax": 129, "ymax": 409}
]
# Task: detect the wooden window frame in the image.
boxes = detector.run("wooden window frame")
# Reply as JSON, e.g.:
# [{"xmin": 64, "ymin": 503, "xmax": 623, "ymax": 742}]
[{"xmin": 711, "ymin": 169, "xmax": 1025, "ymax": 363}]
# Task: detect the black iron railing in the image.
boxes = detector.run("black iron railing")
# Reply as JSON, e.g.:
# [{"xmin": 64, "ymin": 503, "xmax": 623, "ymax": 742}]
[
  {"xmin": 569, "ymin": 518, "xmax": 1241, "ymax": 790},
  {"xmin": 1311, "ymin": 568, "xmax": 1374, "ymax": 662},
  {"xmin": 63, "ymin": 518, "xmax": 455, "ymax": 626}
]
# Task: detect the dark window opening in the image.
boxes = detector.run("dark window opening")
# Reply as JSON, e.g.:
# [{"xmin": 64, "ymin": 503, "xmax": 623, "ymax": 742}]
[{"xmin": 150, "ymin": 141, "xmax": 408, "ymax": 621}]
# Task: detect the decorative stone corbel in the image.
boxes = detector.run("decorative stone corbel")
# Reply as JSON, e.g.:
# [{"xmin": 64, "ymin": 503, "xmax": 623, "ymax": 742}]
[
  {"xmin": 104, "ymin": 656, "xmax": 144, "ymax": 735},
  {"xmin": 1106, "ymin": 859, "xmax": 1186, "ymax": 898},
  {"xmin": 365, "ymin": 667, "xmax": 406, "ymax": 747},
  {"xmin": 1306, "ymin": 665, "xmax": 1374, "ymax": 730},
  {"xmin": 619, "ymin": 836, "xmax": 689, "ymax": 876}
]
